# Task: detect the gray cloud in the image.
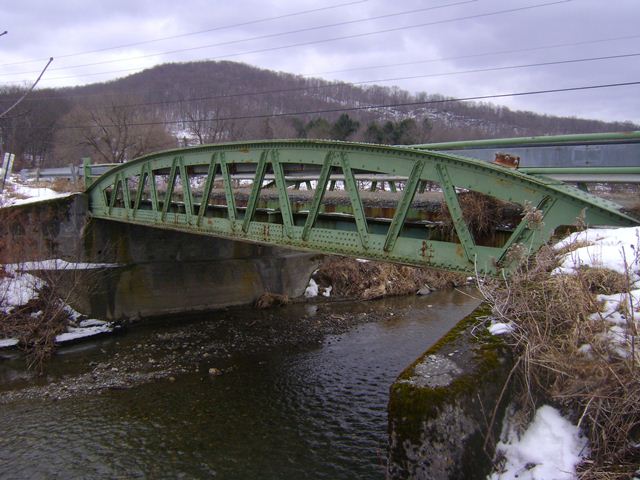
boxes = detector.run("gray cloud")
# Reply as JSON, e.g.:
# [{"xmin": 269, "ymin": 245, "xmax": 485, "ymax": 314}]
[{"xmin": 1, "ymin": 0, "xmax": 639, "ymax": 123}]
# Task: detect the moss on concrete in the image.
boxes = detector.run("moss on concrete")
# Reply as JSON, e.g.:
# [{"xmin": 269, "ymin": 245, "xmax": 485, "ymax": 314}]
[{"xmin": 387, "ymin": 303, "xmax": 513, "ymax": 480}]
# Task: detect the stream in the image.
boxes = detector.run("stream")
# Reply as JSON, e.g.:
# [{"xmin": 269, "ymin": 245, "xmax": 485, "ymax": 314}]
[{"xmin": 0, "ymin": 289, "xmax": 480, "ymax": 479}]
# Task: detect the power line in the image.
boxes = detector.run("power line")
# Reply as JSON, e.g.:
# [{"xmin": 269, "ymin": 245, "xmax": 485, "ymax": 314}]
[
  {"xmin": 302, "ymin": 33, "xmax": 640, "ymax": 76},
  {"xmin": 0, "ymin": 58, "xmax": 53, "ymax": 119},
  {"xmin": 8, "ymin": 31, "xmax": 638, "ymax": 100},
  {"xmin": 10, "ymin": 51, "xmax": 638, "ymax": 110},
  {"xmin": 56, "ymin": 80, "xmax": 640, "ymax": 130},
  {"xmin": 0, "ymin": 0, "xmax": 370, "ymax": 67},
  {"xmin": 2, "ymin": 0, "xmax": 475, "ymax": 76},
  {"xmin": 3, "ymin": 0, "xmax": 570, "ymax": 79}
]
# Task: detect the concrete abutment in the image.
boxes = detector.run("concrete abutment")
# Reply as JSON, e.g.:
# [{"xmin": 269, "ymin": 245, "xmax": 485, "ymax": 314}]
[{"xmin": 0, "ymin": 194, "xmax": 320, "ymax": 320}]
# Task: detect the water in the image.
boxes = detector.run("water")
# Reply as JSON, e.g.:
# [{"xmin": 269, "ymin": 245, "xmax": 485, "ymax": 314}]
[{"xmin": 0, "ymin": 290, "xmax": 480, "ymax": 479}]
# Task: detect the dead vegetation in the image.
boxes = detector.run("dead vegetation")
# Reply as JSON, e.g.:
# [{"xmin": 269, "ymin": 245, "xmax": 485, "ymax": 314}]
[
  {"xmin": 482, "ymin": 244, "xmax": 640, "ymax": 479},
  {"xmin": 255, "ymin": 292, "xmax": 289, "ymax": 309},
  {"xmin": 0, "ymin": 206, "xmax": 95, "ymax": 372},
  {"xmin": 313, "ymin": 256, "xmax": 468, "ymax": 300},
  {"xmin": 0, "ymin": 279, "xmax": 69, "ymax": 371},
  {"xmin": 438, "ymin": 191, "xmax": 516, "ymax": 243}
]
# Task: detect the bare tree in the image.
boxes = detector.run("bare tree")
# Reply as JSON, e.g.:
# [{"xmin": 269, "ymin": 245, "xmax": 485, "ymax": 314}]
[{"xmin": 54, "ymin": 97, "xmax": 176, "ymax": 164}]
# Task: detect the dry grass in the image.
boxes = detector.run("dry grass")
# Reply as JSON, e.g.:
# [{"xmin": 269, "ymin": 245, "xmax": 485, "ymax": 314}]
[
  {"xmin": 438, "ymin": 191, "xmax": 508, "ymax": 240},
  {"xmin": 482, "ymin": 245, "xmax": 640, "ymax": 479},
  {"xmin": 313, "ymin": 256, "xmax": 467, "ymax": 299},
  {"xmin": 27, "ymin": 178, "xmax": 82, "ymax": 193},
  {"xmin": 255, "ymin": 292, "xmax": 289, "ymax": 309}
]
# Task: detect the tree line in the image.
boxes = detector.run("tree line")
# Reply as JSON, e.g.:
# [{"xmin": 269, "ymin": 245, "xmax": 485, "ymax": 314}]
[{"xmin": 0, "ymin": 60, "xmax": 636, "ymax": 168}]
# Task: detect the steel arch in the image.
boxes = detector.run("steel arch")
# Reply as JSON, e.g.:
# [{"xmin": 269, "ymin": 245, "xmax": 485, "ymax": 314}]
[{"xmin": 85, "ymin": 140, "xmax": 638, "ymax": 276}]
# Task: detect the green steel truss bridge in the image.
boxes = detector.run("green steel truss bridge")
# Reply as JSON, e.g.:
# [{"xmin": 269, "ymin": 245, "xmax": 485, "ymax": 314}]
[{"xmin": 85, "ymin": 136, "xmax": 639, "ymax": 276}]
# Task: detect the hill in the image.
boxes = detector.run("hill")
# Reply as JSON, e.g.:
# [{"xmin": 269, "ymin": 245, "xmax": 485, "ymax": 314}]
[{"xmin": 0, "ymin": 61, "xmax": 637, "ymax": 167}]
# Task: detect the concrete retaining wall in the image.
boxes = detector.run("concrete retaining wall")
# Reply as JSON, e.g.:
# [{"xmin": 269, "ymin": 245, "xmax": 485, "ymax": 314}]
[{"xmin": 387, "ymin": 305, "xmax": 513, "ymax": 479}]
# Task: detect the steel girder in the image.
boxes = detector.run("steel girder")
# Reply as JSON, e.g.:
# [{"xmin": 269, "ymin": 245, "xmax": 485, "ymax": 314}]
[{"xmin": 85, "ymin": 140, "xmax": 638, "ymax": 276}]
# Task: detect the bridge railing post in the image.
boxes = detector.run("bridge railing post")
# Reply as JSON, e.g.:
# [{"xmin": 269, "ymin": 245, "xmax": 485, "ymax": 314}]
[{"xmin": 82, "ymin": 157, "xmax": 93, "ymax": 188}]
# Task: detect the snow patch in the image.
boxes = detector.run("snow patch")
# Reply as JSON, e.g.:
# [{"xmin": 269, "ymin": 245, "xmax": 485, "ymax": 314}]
[
  {"xmin": 489, "ymin": 322, "xmax": 514, "ymax": 335},
  {"xmin": 553, "ymin": 226, "xmax": 640, "ymax": 286},
  {"xmin": 0, "ymin": 338, "xmax": 19, "ymax": 348},
  {"xmin": 0, "ymin": 271, "xmax": 43, "ymax": 309},
  {"xmin": 0, "ymin": 178, "xmax": 72, "ymax": 207},
  {"xmin": 552, "ymin": 227, "xmax": 640, "ymax": 363},
  {"xmin": 490, "ymin": 405, "xmax": 587, "ymax": 480},
  {"xmin": 304, "ymin": 278, "xmax": 319, "ymax": 298},
  {"xmin": 6, "ymin": 259, "xmax": 120, "ymax": 271},
  {"xmin": 55, "ymin": 324, "xmax": 114, "ymax": 344}
]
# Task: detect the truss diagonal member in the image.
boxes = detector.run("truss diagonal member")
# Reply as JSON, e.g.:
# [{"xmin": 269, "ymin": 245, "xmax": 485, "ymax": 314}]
[
  {"xmin": 132, "ymin": 163, "xmax": 148, "ymax": 214},
  {"xmin": 197, "ymin": 153, "xmax": 218, "ymax": 226},
  {"xmin": 340, "ymin": 152, "xmax": 369, "ymax": 250},
  {"xmin": 496, "ymin": 196, "xmax": 557, "ymax": 268},
  {"xmin": 435, "ymin": 162, "xmax": 477, "ymax": 264},
  {"xmin": 161, "ymin": 157, "xmax": 179, "ymax": 222},
  {"xmin": 178, "ymin": 157, "xmax": 194, "ymax": 223},
  {"xmin": 242, "ymin": 151, "xmax": 268, "ymax": 233},
  {"xmin": 384, "ymin": 159, "xmax": 424, "ymax": 253},
  {"xmin": 272, "ymin": 150, "xmax": 294, "ymax": 238},
  {"xmin": 122, "ymin": 173, "xmax": 132, "ymax": 214},
  {"xmin": 302, "ymin": 152, "xmax": 334, "ymax": 242},
  {"xmin": 220, "ymin": 153, "xmax": 237, "ymax": 224}
]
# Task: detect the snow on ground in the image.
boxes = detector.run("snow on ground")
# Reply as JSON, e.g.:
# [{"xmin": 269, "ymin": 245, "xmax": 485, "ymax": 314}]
[
  {"xmin": 553, "ymin": 226, "xmax": 640, "ymax": 287},
  {"xmin": 0, "ymin": 177, "xmax": 72, "ymax": 207},
  {"xmin": 488, "ymin": 321, "xmax": 514, "ymax": 335},
  {"xmin": 0, "ymin": 338, "xmax": 19, "ymax": 348},
  {"xmin": 553, "ymin": 226, "xmax": 640, "ymax": 363},
  {"xmin": 54, "ymin": 322, "xmax": 113, "ymax": 344},
  {"xmin": 488, "ymin": 226, "xmax": 640, "ymax": 479},
  {"xmin": 304, "ymin": 278, "xmax": 332, "ymax": 298},
  {"xmin": 0, "ymin": 271, "xmax": 43, "ymax": 313},
  {"xmin": 5, "ymin": 259, "xmax": 120, "ymax": 272},
  {"xmin": 304, "ymin": 278, "xmax": 319, "ymax": 297},
  {"xmin": 1, "ymin": 260, "xmax": 116, "ymax": 348},
  {"xmin": 490, "ymin": 405, "xmax": 587, "ymax": 480}
]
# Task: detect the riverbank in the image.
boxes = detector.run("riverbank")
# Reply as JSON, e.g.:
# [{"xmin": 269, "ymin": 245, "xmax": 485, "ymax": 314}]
[
  {"xmin": 483, "ymin": 226, "xmax": 640, "ymax": 480},
  {"xmin": 0, "ymin": 247, "xmax": 468, "ymax": 372}
]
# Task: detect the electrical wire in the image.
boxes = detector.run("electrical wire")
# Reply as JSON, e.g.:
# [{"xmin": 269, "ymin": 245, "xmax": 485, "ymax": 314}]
[
  {"xmin": 8, "ymin": 51, "xmax": 638, "ymax": 110},
  {"xmin": 54, "ymin": 80, "xmax": 640, "ymax": 130},
  {"xmin": 302, "ymin": 33, "xmax": 640, "ymax": 76},
  {"xmin": 8, "ymin": 31, "xmax": 638, "ymax": 102},
  {"xmin": 3, "ymin": 0, "xmax": 570, "ymax": 78},
  {"xmin": 0, "ymin": 0, "xmax": 370, "ymax": 67}
]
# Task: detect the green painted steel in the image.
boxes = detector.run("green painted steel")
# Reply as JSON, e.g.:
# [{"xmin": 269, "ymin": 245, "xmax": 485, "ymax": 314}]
[
  {"xmin": 412, "ymin": 131, "xmax": 640, "ymax": 150},
  {"xmin": 518, "ymin": 166, "xmax": 640, "ymax": 175},
  {"xmin": 85, "ymin": 140, "xmax": 638, "ymax": 276}
]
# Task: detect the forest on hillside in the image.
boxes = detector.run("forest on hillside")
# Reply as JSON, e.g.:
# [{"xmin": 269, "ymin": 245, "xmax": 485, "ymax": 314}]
[{"xmin": 0, "ymin": 61, "xmax": 637, "ymax": 168}]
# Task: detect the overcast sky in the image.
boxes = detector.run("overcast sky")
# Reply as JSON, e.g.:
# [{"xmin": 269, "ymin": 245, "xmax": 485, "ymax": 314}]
[{"xmin": 1, "ymin": 0, "xmax": 639, "ymax": 124}]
